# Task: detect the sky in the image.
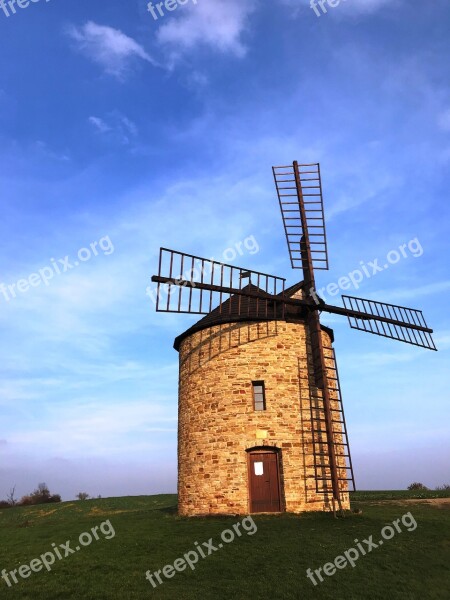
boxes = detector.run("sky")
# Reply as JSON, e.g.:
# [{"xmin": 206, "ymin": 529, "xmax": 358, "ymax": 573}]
[{"xmin": 0, "ymin": 0, "xmax": 449, "ymax": 502}]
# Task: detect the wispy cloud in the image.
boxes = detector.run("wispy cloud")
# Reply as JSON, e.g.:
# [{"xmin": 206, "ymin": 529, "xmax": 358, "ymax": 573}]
[
  {"xmin": 156, "ymin": 0, "xmax": 257, "ymax": 58},
  {"xmin": 6, "ymin": 399, "xmax": 177, "ymax": 457},
  {"xmin": 296, "ymin": 0, "xmax": 401, "ymax": 15},
  {"xmin": 33, "ymin": 141, "xmax": 70, "ymax": 162},
  {"xmin": 349, "ymin": 0, "xmax": 400, "ymax": 13},
  {"xmin": 438, "ymin": 108, "xmax": 450, "ymax": 132},
  {"xmin": 371, "ymin": 281, "xmax": 450, "ymax": 302},
  {"xmin": 67, "ymin": 21, "xmax": 156, "ymax": 79},
  {"xmin": 88, "ymin": 112, "xmax": 138, "ymax": 144},
  {"xmin": 88, "ymin": 116, "xmax": 111, "ymax": 134}
]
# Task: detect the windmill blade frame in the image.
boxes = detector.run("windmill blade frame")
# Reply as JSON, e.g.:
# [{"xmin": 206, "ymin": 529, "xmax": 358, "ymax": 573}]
[
  {"xmin": 273, "ymin": 162, "xmax": 329, "ymax": 275},
  {"xmin": 152, "ymin": 247, "xmax": 286, "ymax": 317},
  {"xmin": 339, "ymin": 295, "xmax": 437, "ymax": 351}
]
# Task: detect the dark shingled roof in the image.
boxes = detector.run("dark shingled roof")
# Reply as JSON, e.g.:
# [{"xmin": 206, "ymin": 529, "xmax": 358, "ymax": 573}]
[{"xmin": 173, "ymin": 280, "xmax": 334, "ymax": 351}]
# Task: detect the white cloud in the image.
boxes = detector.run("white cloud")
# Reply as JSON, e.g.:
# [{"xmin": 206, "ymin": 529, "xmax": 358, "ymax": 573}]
[
  {"xmin": 372, "ymin": 281, "xmax": 450, "ymax": 302},
  {"xmin": 33, "ymin": 141, "xmax": 70, "ymax": 162},
  {"xmin": 119, "ymin": 114, "xmax": 138, "ymax": 138},
  {"xmin": 67, "ymin": 21, "xmax": 156, "ymax": 79},
  {"xmin": 350, "ymin": 0, "xmax": 398, "ymax": 12},
  {"xmin": 438, "ymin": 108, "xmax": 450, "ymax": 132},
  {"xmin": 156, "ymin": 0, "xmax": 257, "ymax": 58},
  {"xmin": 308, "ymin": 0, "xmax": 396, "ymax": 14},
  {"xmin": 7, "ymin": 399, "xmax": 177, "ymax": 457},
  {"xmin": 88, "ymin": 112, "xmax": 138, "ymax": 144},
  {"xmin": 291, "ymin": 0, "xmax": 401, "ymax": 17},
  {"xmin": 88, "ymin": 116, "xmax": 111, "ymax": 134}
]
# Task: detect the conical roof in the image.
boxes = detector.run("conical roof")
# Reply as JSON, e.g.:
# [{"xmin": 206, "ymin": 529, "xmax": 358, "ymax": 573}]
[{"xmin": 173, "ymin": 280, "xmax": 333, "ymax": 350}]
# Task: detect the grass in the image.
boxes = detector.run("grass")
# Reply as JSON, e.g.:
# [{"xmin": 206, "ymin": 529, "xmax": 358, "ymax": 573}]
[
  {"xmin": 351, "ymin": 489, "xmax": 450, "ymax": 501},
  {"xmin": 0, "ymin": 491, "xmax": 449, "ymax": 599}
]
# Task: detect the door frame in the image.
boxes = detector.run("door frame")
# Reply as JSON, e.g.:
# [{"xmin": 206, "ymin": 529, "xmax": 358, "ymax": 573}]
[{"xmin": 246, "ymin": 447, "xmax": 283, "ymax": 513}]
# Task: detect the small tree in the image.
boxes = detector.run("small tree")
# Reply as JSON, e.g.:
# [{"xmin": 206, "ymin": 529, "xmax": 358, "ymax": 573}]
[
  {"xmin": 407, "ymin": 482, "xmax": 428, "ymax": 491},
  {"xmin": 76, "ymin": 492, "xmax": 90, "ymax": 501},
  {"xmin": 435, "ymin": 483, "xmax": 450, "ymax": 491},
  {"xmin": 6, "ymin": 485, "xmax": 17, "ymax": 507},
  {"xmin": 32, "ymin": 483, "xmax": 51, "ymax": 502}
]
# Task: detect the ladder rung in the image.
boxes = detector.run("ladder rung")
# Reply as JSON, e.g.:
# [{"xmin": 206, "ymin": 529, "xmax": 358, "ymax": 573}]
[
  {"xmin": 315, "ymin": 477, "xmax": 353, "ymax": 481},
  {"xmin": 312, "ymin": 441, "xmax": 349, "ymax": 447},
  {"xmin": 314, "ymin": 453, "xmax": 351, "ymax": 458}
]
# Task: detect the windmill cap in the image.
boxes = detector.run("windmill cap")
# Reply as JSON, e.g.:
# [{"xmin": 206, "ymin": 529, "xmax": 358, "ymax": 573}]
[{"xmin": 173, "ymin": 281, "xmax": 334, "ymax": 351}]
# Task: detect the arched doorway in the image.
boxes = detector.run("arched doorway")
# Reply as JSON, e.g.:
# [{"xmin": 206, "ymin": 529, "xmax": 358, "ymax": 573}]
[{"xmin": 247, "ymin": 448, "xmax": 282, "ymax": 513}]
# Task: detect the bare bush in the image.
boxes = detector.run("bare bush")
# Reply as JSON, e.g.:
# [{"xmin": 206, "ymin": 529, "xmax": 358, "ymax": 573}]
[
  {"xmin": 76, "ymin": 492, "xmax": 90, "ymax": 501},
  {"xmin": 6, "ymin": 485, "xmax": 18, "ymax": 506},
  {"xmin": 407, "ymin": 482, "xmax": 429, "ymax": 491}
]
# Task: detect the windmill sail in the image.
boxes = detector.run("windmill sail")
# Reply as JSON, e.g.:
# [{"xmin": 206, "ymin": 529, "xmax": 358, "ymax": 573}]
[
  {"xmin": 152, "ymin": 248, "xmax": 285, "ymax": 316},
  {"xmin": 273, "ymin": 162, "xmax": 329, "ymax": 273},
  {"xmin": 340, "ymin": 295, "xmax": 437, "ymax": 351}
]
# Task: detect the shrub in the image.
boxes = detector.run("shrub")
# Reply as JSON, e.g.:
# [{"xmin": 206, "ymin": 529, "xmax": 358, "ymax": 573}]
[
  {"xmin": 76, "ymin": 492, "xmax": 90, "ymax": 501},
  {"xmin": 47, "ymin": 494, "xmax": 62, "ymax": 503},
  {"xmin": 407, "ymin": 482, "xmax": 429, "ymax": 491},
  {"xmin": 19, "ymin": 484, "xmax": 62, "ymax": 506},
  {"xmin": 19, "ymin": 495, "xmax": 34, "ymax": 506}
]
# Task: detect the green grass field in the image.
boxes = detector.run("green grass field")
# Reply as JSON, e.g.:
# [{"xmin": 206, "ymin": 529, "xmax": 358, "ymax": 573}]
[{"xmin": 0, "ymin": 492, "xmax": 449, "ymax": 599}]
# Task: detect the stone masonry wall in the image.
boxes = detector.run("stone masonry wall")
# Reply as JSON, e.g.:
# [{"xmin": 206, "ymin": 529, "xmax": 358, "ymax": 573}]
[{"xmin": 177, "ymin": 319, "xmax": 350, "ymax": 516}]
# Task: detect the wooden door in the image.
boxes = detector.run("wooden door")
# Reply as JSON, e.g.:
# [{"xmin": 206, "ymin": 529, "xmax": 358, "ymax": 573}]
[{"xmin": 249, "ymin": 452, "xmax": 281, "ymax": 513}]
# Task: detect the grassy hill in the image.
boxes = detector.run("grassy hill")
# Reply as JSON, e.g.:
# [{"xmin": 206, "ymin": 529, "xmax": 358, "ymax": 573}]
[{"xmin": 0, "ymin": 491, "xmax": 449, "ymax": 599}]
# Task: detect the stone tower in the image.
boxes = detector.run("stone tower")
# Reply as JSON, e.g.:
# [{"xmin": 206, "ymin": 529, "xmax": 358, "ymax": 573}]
[{"xmin": 174, "ymin": 282, "xmax": 350, "ymax": 516}]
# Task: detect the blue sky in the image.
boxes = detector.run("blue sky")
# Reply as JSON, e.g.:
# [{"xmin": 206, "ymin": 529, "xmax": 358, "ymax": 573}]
[{"xmin": 0, "ymin": 0, "xmax": 449, "ymax": 501}]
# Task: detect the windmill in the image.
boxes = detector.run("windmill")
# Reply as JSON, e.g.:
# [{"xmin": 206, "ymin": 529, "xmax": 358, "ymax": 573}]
[{"xmin": 151, "ymin": 161, "xmax": 436, "ymax": 517}]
